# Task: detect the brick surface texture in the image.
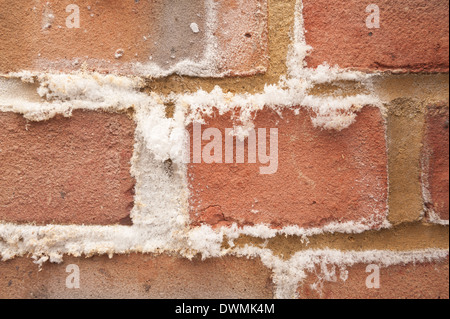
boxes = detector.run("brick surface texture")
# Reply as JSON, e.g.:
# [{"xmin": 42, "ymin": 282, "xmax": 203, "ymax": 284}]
[
  {"xmin": 0, "ymin": 111, "xmax": 135, "ymax": 225},
  {"xmin": 0, "ymin": 0, "xmax": 268, "ymax": 76},
  {"xmin": 303, "ymin": 0, "xmax": 449, "ymax": 72},
  {"xmin": 189, "ymin": 107, "xmax": 388, "ymax": 229},
  {"xmin": 0, "ymin": 255, "xmax": 273, "ymax": 299},
  {"xmin": 298, "ymin": 258, "xmax": 449, "ymax": 299},
  {"xmin": 422, "ymin": 104, "xmax": 450, "ymax": 222},
  {"xmin": 0, "ymin": 0, "xmax": 448, "ymax": 300}
]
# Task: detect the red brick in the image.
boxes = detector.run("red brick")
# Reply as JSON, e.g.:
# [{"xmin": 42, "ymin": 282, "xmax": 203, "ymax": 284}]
[
  {"xmin": 215, "ymin": 0, "xmax": 269, "ymax": 76},
  {"xmin": 188, "ymin": 107, "xmax": 388, "ymax": 229},
  {"xmin": 298, "ymin": 258, "xmax": 449, "ymax": 299},
  {"xmin": 0, "ymin": 255, "xmax": 273, "ymax": 299},
  {"xmin": 422, "ymin": 104, "xmax": 449, "ymax": 222},
  {"xmin": 0, "ymin": 0, "xmax": 268, "ymax": 76},
  {"xmin": 303, "ymin": 0, "xmax": 449, "ymax": 73},
  {"xmin": 0, "ymin": 110, "xmax": 135, "ymax": 225}
]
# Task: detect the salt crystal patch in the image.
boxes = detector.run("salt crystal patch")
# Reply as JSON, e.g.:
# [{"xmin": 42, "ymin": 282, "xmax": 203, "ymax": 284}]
[
  {"xmin": 0, "ymin": 0, "xmax": 389, "ymax": 267},
  {"xmin": 115, "ymin": 49, "xmax": 125, "ymax": 59},
  {"xmin": 190, "ymin": 23, "xmax": 200, "ymax": 34},
  {"xmin": 236, "ymin": 246, "xmax": 449, "ymax": 299}
]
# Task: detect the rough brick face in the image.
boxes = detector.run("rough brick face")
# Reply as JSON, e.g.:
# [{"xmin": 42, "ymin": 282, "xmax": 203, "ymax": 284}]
[
  {"xmin": 0, "ymin": 0, "xmax": 448, "ymax": 301},
  {"xmin": 189, "ymin": 107, "xmax": 388, "ymax": 229},
  {"xmin": 215, "ymin": 0, "xmax": 269, "ymax": 75},
  {"xmin": 0, "ymin": 255, "xmax": 273, "ymax": 299},
  {"xmin": 0, "ymin": 110, "xmax": 135, "ymax": 225},
  {"xmin": 298, "ymin": 258, "xmax": 449, "ymax": 299},
  {"xmin": 422, "ymin": 104, "xmax": 450, "ymax": 222},
  {"xmin": 303, "ymin": 0, "xmax": 450, "ymax": 72},
  {"xmin": 386, "ymin": 98, "xmax": 425, "ymax": 225},
  {"xmin": 0, "ymin": 0, "xmax": 268, "ymax": 76}
]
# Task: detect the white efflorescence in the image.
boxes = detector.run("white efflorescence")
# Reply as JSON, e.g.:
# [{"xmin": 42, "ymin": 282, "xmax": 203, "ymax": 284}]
[
  {"xmin": 115, "ymin": 49, "xmax": 125, "ymax": 59},
  {"xmin": 421, "ymin": 150, "xmax": 450, "ymax": 226},
  {"xmin": 427, "ymin": 211, "xmax": 450, "ymax": 226},
  {"xmin": 41, "ymin": 4, "xmax": 55, "ymax": 30},
  {"xmin": 234, "ymin": 247, "xmax": 450, "ymax": 299},
  {"xmin": 0, "ymin": 72, "xmax": 144, "ymax": 121},
  {"xmin": 133, "ymin": 0, "xmax": 220, "ymax": 78},
  {"xmin": 190, "ymin": 23, "xmax": 200, "ymax": 34},
  {"xmin": 0, "ymin": 0, "xmax": 445, "ymax": 298}
]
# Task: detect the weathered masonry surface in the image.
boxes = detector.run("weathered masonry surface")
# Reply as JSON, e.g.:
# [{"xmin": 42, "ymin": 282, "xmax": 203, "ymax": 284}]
[{"xmin": 0, "ymin": 0, "xmax": 448, "ymax": 299}]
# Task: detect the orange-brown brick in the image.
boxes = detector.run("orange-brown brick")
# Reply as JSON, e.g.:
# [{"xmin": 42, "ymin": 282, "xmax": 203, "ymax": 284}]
[
  {"xmin": 298, "ymin": 258, "xmax": 449, "ymax": 299},
  {"xmin": 303, "ymin": 0, "xmax": 449, "ymax": 72},
  {"xmin": 0, "ymin": 0, "xmax": 268, "ymax": 76},
  {"xmin": 188, "ymin": 107, "xmax": 388, "ymax": 229},
  {"xmin": 0, "ymin": 110, "xmax": 135, "ymax": 225},
  {"xmin": 422, "ymin": 104, "xmax": 450, "ymax": 222},
  {"xmin": 0, "ymin": 255, "xmax": 273, "ymax": 299}
]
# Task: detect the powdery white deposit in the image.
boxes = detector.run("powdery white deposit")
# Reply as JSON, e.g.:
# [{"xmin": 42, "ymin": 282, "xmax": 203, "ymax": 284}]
[
  {"xmin": 234, "ymin": 247, "xmax": 449, "ymax": 299},
  {"xmin": 421, "ymin": 149, "xmax": 450, "ymax": 226},
  {"xmin": 0, "ymin": 0, "xmax": 445, "ymax": 298},
  {"xmin": 132, "ymin": 0, "xmax": 220, "ymax": 78}
]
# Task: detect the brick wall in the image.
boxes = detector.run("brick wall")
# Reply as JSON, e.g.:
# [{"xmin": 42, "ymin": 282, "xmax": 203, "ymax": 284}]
[{"xmin": 0, "ymin": 0, "xmax": 448, "ymax": 299}]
